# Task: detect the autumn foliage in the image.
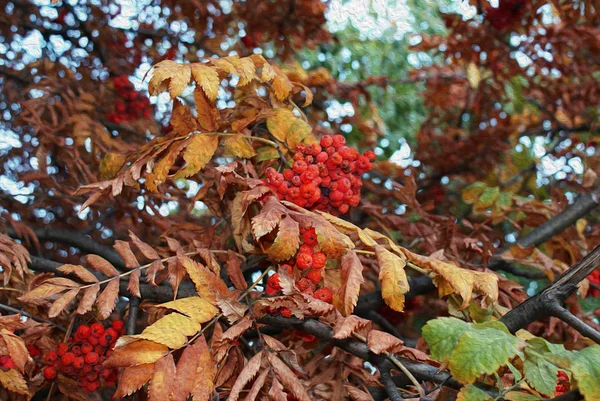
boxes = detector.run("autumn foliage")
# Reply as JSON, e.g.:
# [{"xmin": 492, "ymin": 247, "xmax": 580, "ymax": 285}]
[{"xmin": 0, "ymin": 1, "xmax": 600, "ymax": 401}]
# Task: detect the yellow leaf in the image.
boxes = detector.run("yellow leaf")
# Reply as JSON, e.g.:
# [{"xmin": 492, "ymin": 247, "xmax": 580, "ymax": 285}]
[
  {"xmin": 267, "ymin": 215, "xmax": 300, "ymax": 261},
  {"xmin": 99, "ymin": 152, "xmax": 126, "ymax": 179},
  {"xmin": 106, "ymin": 340, "xmax": 169, "ymax": 368},
  {"xmin": 170, "ymin": 99, "xmax": 198, "ymax": 134},
  {"xmin": 250, "ymin": 54, "xmax": 276, "ymax": 82},
  {"xmin": 314, "ymin": 219, "xmax": 354, "ymax": 258},
  {"xmin": 157, "ymin": 296, "xmax": 218, "ymax": 324},
  {"xmin": 266, "ymin": 108, "xmax": 311, "ymax": 148},
  {"xmin": 148, "ymin": 60, "xmax": 191, "ymax": 98},
  {"xmin": 223, "ymin": 134, "xmax": 256, "ymax": 158},
  {"xmin": 133, "ymin": 313, "xmax": 200, "ymax": 350},
  {"xmin": 212, "ymin": 56, "xmax": 256, "ymax": 86},
  {"xmin": 177, "ymin": 134, "xmax": 219, "ymax": 178},
  {"xmin": 146, "ymin": 140, "xmax": 188, "ymax": 192},
  {"xmin": 0, "ymin": 369, "xmax": 28, "ymax": 394},
  {"xmin": 190, "ymin": 64, "xmax": 220, "ymax": 101},
  {"xmin": 466, "ymin": 62, "xmax": 481, "ymax": 89},
  {"xmin": 376, "ymin": 246, "xmax": 410, "ymax": 312},
  {"xmin": 179, "ymin": 256, "xmax": 229, "ymax": 303},
  {"xmin": 272, "ymin": 73, "xmax": 293, "ymax": 101}
]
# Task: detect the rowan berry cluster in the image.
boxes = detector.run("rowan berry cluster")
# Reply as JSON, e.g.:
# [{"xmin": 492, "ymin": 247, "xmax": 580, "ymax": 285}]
[
  {"xmin": 0, "ymin": 343, "xmax": 41, "ymax": 370},
  {"xmin": 485, "ymin": 0, "xmax": 526, "ymax": 31},
  {"xmin": 42, "ymin": 321, "xmax": 124, "ymax": 393},
  {"xmin": 263, "ymin": 134, "xmax": 375, "ymax": 215},
  {"xmin": 106, "ymin": 75, "xmax": 151, "ymax": 124},
  {"xmin": 266, "ymin": 226, "xmax": 334, "ymax": 333},
  {"xmin": 588, "ymin": 270, "xmax": 600, "ymax": 297},
  {"xmin": 554, "ymin": 371, "xmax": 570, "ymax": 396}
]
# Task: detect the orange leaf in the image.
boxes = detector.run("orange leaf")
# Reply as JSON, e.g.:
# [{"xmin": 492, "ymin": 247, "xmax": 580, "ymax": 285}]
[
  {"xmin": 171, "ymin": 342, "xmax": 201, "ymax": 401},
  {"xmin": 106, "ymin": 340, "xmax": 169, "ymax": 368},
  {"xmin": 149, "ymin": 354, "xmax": 176, "ymax": 401},
  {"xmin": 251, "ymin": 196, "xmax": 287, "ymax": 240},
  {"xmin": 332, "ymin": 315, "xmax": 372, "ymax": 340},
  {"xmin": 85, "ymin": 254, "xmax": 119, "ymax": 277},
  {"xmin": 129, "ymin": 231, "xmax": 160, "ymax": 260},
  {"xmin": 0, "ymin": 329, "xmax": 31, "ymax": 373},
  {"xmin": 76, "ymin": 284, "xmax": 100, "ymax": 315},
  {"xmin": 267, "ymin": 215, "xmax": 300, "ymax": 261},
  {"xmin": 366, "ymin": 329, "xmax": 404, "ymax": 355},
  {"xmin": 114, "ymin": 240, "xmax": 140, "ymax": 268},
  {"xmin": 191, "ymin": 335, "xmax": 216, "ymax": 401},
  {"xmin": 267, "ymin": 353, "xmax": 311, "ymax": 401},
  {"xmin": 228, "ymin": 351, "xmax": 263, "ymax": 401},
  {"xmin": 113, "ymin": 363, "xmax": 155, "ymax": 399},
  {"xmin": 334, "ymin": 251, "xmax": 364, "ymax": 316},
  {"xmin": 194, "ymin": 89, "xmax": 219, "ymax": 131},
  {"xmin": 57, "ymin": 264, "xmax": 98, "ymax": 283},
  {"xmin": 225, "ymin": 251, "xmax": 247, "ymax": 290}
]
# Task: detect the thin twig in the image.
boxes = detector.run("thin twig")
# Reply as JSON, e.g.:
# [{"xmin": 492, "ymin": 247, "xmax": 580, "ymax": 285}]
[
  {"xmin": 0, "ymin": 303, "xmax": 66, "ymax": 332},
  {"xmin": 547, "ymin": 303, "xmax": 600, "ymax": 344}
]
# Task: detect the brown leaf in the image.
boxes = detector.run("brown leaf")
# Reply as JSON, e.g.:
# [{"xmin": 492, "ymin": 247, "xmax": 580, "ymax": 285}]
[
  {"xmin": 76, "ymin": 283, "xmax": 100, "ymax": 315},
  {"xmin": 95, "ymin": 279, "xmax": 119, "ymax": 320},
  {"xmin": 129, "ymin": 231, "xmax": 160, "ymax": 260},
  {"xmin": 252, "ymin": 196, "xmax": 287, "ymax": 239},
  {"xmin": 194, "ymin": 89, "xmax": 220, "ymax": 131},
  {"xmin": 179, "ymin": 256, "xmax": 228, "ymax": 303},
  {"xmin": 114, "ymin": 240, "xmax": 140, "ymax": 268},
  {"xmin": 216, "ymin": 293, "xmax": 248, "ymax": 324},
  {"xmin": 149, "ymin": 354, "xmax": 176, "ymax": 401},
  {"xmin": 334, "ymin": 251, "xmax": 364, "ymax": 316},
  {"xmin": 267, "ymin": 215, "xmax": 300, "ymax": 262},
  {"xmin": 267, "ymin": 353, "xmax": 311, "ymax": 401},
  {"xmin": 177, "ymin": 134, "xmax": 219, "ymax": 178},
  {"xmin": 128, "ymin": 269, "xmax": 141, "ymax": 298},
  {"xmin": 48, "ymin": 288, "xmax": 80, "ymax": 318},
  {"xmin": 367, "ymin": 330, "xmax": 404, "ymax": 355},
  {"xmin": 228, "ymin": 351, "xmax": 263, "ymax": 401},
  {"xmin": 170, "ymin": 99, "xmax": 198, "ymax": 135},
  {"xmin": 113, "ymin": 364, "xmax": 155, "ymax": 399},
  {"xmin": 0, "ymin": 329, "xmax": 31, "ymax": 373},
  {"xmin": 226, "ymin": 251, "xmax": 247, "ymax": 290},
  {"xmin": 345, "ymin": 385, "xmax": 375, "ymax": 401},
  {"xmin": 212, "ymin": 317, "xmax": 253, "ymax": 363},
  {"xmin": 57, "ymin": 264, "xmax": 98, "ymax": 283},
  {"xmin": 146, "ymin": 260, "xmax": 165, "ymax": 285},
  {"xmin": 245, "ymin": 368, "xmax": 269, "ymax": 401},
  {"xmin": 268, "ymin": 377, "xmax": 287, "ymax": 401},
  {"xmin": 172, "ymin": 342, "xmax": 201, "ymax": 401},
  {"xmin": 191, "ymin": 335, "xmax": 216, "ymax": 401},
  {"xmin": 85, "ymin": 254, "xmax": 119, "ymax": 277},
  {"xmin": 106, "ymin": 339, "xmax": 169, "ymax": 368},
  {"xmin": 332, "ymin": 315, "xmax": 372, "ymax": 339}
]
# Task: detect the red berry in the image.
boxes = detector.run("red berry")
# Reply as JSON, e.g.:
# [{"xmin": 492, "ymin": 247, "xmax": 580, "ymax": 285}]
[
  {"xmin": 73, "ymin": 356, "xmax": 85, "ymax": 369},
  {"xmin": 283, "ymin": 169, "xmax": 295, "ymax": 180},
  {"xmin": 316, "ymin": 152, "xmax": 329, "ymax": 163},
  {"xmin": 299, "ymin": 244, "xmax": 314, "ymax": 255},
  {"xmin": 292, "ymin": 160, "xmax": 307, "ymax": 174},
  {"xmin": 105, "ymin": 328, "xmax": 119, "ymax": 342},
  {"xmin": 296, "ymin": 331, "xmax": 316, "ymax": 342},
  {"xmin": 267, "ymin": 273, "xmax": 281, "ymax": 289},
  {"xmin": 314, "ymin": 287, "xmax": 333, "ymax": 303},
  {"xmin": 72, "ymin": 345, "xmax": 82, "ymax": 356},
  {"xmin": 265, "ymin": 284, "xmax": 279, "ymax": 296},
  {"xmin": 45, "ymin": 351, "xmax": 58, "ymax": 365},
  {"xmin": 296, "ymin": 278, "xmax": 313, "ymax": 292},
  {"xmin": 90, "ymin": 323, "xmax": 104, "ymax": 337},
  {"xmin": 312, "ymin": 252, "xmax": 327, "ymax": 269},
  {"xmin": 280, "ymin": 307, "xmax": 292, "ymax": 318},
  {"xmin": 76, "ymin": 325, "xmax": 91, "ymax": 339},
  {"xmin": 332, "ymin": 134, "xmax": 346, "ymax": 148},
  {"xmin": 81, "ymin": 343, "xmax": 93, "ymax": 354},
  {"xmin": 61, "ymin": 352, "xmax": 75, "ymax": 366},
  {"xmin": 301, "ymin": 228, "xmax": 318, "ymax": 246},
  {"xmin": 43, "ymin": 366, "xmax": 57, "ymax": 380},
  {"xmin": 88, "ymin": 335, "xmax": 99, "ymax": 346},
  {"xmin": 320, "ymin": 135, "xmax": 333, "ymax": 147},
  {"xmin": 56, "ymin": 343, "xmax": 69, "ymax": 356},
  {"xmin": 279, "ymin": 264, "xmax": 293, "ymax": 274},
  {"xmin": 84, "ymin": 352, "xmax": 99, "ymax": 365},
  {"xmin": 330, "ymin": 153, "xmax": 343, "ymax": 165},
  {"xmin": 339, "ymin": 204, "xmax": 350, "ymax": 214},
  {"xmin": 296, "ymin": 253, "xmax": 313, "ymax": 270},
  {"xmin": 330, "ymin": 190, "xmax": 344, "ymax": 202},
  {"xmin": 27, "ymin": 344, "xmax": 41, "ymax": 358},
  {"xmin": 307, "ymin": 269, "xmax": 322, "ymax": 284}
]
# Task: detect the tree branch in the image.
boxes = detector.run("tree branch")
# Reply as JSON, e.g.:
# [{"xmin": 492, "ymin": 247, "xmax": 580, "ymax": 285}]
[
  {"xmin": 547, "ymin": 303, "xmax": 600, "ymax": 344},
  {"xmin": 7, "ymin": 227, "xmax": 125, "ymax": 269},
  {"xmin": 500, "ymin": 245, "xmax": 600, "ymax": 334}
]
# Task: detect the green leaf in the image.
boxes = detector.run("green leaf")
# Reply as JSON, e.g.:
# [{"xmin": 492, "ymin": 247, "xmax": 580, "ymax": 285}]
[
  {"xmin": 476, "ymin": 186, "xmax": 500, "ymax": 209},
  {"xmin": 254, "ymin": 146, "xmax": 280, "ymax": 162},
  {"xmin": 449, "ymin": 323, "xmax": 521, "ymax": 384},
  {"xmin": 422, "ymin": 317, "xmax": 471, "ymax": 361},
  {"xmin": 571, "ymin": 345, "xmax": 600, "ymax": 401},
  {"xmin": 507, "ymin": 361, "xmax": 522, "ymax": 382},
  {"xmin": 523, "ymin": 338, "xmax": 564, "ymax": 396},
  {"xmin": 456, "ymin": 384, "xmax": 493, "ymax": 401}
]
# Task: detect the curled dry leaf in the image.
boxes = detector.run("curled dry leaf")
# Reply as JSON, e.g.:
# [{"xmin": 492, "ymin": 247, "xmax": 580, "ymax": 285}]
[
  {"xmin": 113, "ymin": 363, "xmax": 155, "ymax": 399},
  {"xmin": 332, "ymin": 315, "xmax": 372, "ymax": 340}
]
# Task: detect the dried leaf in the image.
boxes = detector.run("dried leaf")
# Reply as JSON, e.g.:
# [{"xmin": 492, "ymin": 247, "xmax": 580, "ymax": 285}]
[
  {"xmin": 148, "ymin": 60, "xmax": 191, "ymax": 98},
  {"xmin": 149, "ymin": 354, "xmax": 176, "ymax": 401},
  {"xmin": 76, "ymin": 283, "xmax": 100, "ymax": 315},
  {"xmin": 0, "ymin": 329, "xmax": 31, "ymax": 373},
  {"xmin": 226, "ymin": 251, "xmax": 247, "ymax": 290},
  {"xmin": 191, "ymin": 335, "xmax": 216, "ymax": 401},
  {"xmin": 334, "ymin": 251, "xmax": 364, "ymax": 316},
  {"xmin": 106, "ymin": 339, "xmax": 169, "ymax": 368},
  {"xmin": 332, "ymin": 315, "xmax": 372, "ymax": 339},
  {"xmin": 267, "ymin": 353, "xmax": 311, "ymax": 401},
  {"xmin": 190, "ymin": 64, "xmax": 220, "ymax": 101},
  {"xmin": 57, "ymin": 264, "xmax": 98, "ymax": 283},
  {"xmin": 179, "ymin": 256, "xmax": 229, "ymax": 303},
  {"xmin": 0, "ymin": 369, "xmax": 28, "ymax": 394},
  {"xmin": 113, "ymin": 364, "xmax": 155, "ymax": 399},
  {"xmin": 194, "ymin": 89, "xmax": 219, "ymax": 131},
  {"xmin": 114, "ymin": 240, "xmax": 140, "ymax": 268},
  {"xmin": 245, "ymin": 368, "xmax": 269, "ymax": 401},
  {"xmin": 252, "ymin": 196, "xmax": 287, "ymax": 239},
  {"xmin": 228, "ymin": 351, "xmax": 263, "ymax": 401},
  {"xmin": 367, "ymin": 330, "xmax": 404, "ymax": 355},
  {"xmin": 217, "ymin": 293, "xmax": 248, "ymax": 324},
  {"xmin": 345, "ymin": 385, "xmax": 375, "ymax": 401},
  {"xmin": 212, "ymin": 56, "xmax": 256, "ymax": 86},
  {"xmin": 48, "ymin": 288, "xmax": 80, "ymax": 318},
  {"xmin": 224, "ymin": 134, "xmax": 256, "ymax": 158},
  {"xmin": 171, "ymin": 342, "xmax": 201, "ymax": 401},
  {"xmin": 128, "ymin": 269, "xmax": 141, "ymax": 298},
  {"xmin": 85, "ymin": 254, "xmax": 119, "ymax": 277},
  {"xmin": 95, "ymin": 279, "xmax": 120, "ymax": 320},
  {"xmin": 129, "ymin": 231, "xmax": 160, "ymax": 260},
  {"xmin": 178, "ymin": 134, "xmax": 219, "ymax": 178}
]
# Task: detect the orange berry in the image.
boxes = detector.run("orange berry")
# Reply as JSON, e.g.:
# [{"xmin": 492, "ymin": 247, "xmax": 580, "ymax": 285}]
[
  {"xmin": 314, "ymin": 287, "xmax": 333, "ymax": 303},
  {"xmin": 296, "ymin": 253, "xmax": 312, "ymax": 270},
  {"xmin": 301, "ymin": 228, "xmax": 318, "ymax": 246},
  {"xmin": 279, "ymin": 264, "xmax": 293, "ymax": 274}
]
